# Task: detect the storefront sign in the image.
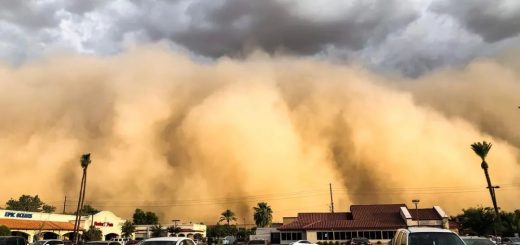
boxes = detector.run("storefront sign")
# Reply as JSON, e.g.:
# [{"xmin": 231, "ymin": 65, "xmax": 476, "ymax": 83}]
[
  {"xmin": 4, "ymin": 212, "xmax": 33, "ymax": 218},
  {"xmin": 94, "ymin": 221, "xmax": 113, "ymax": 227}
]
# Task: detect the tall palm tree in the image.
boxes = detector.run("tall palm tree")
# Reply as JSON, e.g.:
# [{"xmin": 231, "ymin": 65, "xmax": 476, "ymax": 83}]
[
  {"xmin": 253, "ymin": 202, "xmax": 273, "ymax": 228},
  {"xmin": 471, "ymin": 141, "xmax": 499, "ymax": 216},
  {"xmin": 73, "ymin": 153, "xmax": 92, "ymax": 244},
  {"xmin": 472, "ymin": 142, "xmax": 502, "ymax": 235},
  {"xmin": 219, "ymin": 209, "xmax": 237, "ymax": 225}
]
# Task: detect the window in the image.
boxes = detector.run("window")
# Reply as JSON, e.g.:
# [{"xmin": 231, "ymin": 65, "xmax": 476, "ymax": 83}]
[
  {"xmin": 317, "ymin": 232, "xmax": 323, "ymax": 241},
  {"xmin": 282, "ymin": 233, "xmax": 287, "ymax": 240},
  {"xmin": 339, "ymin": 232, "xmax": 346, "ymax": 240},
  {"xmin": 346, "ymin": 232, "xmax": 352, "ymax": 240}
]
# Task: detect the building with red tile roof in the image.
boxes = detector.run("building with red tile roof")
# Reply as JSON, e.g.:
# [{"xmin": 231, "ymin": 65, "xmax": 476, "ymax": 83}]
[{"xmin": 275, "ymin": 204, "xmax": 448, "ymax": 244}]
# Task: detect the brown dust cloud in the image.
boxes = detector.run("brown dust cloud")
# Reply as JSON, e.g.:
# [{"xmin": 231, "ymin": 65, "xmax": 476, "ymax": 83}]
[{"xmin": 0, "ymin": 45, "xmax": 519, "ymax": 223}]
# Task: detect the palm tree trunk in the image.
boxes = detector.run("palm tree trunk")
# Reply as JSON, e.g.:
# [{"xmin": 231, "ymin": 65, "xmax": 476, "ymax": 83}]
[
  {"xmin": 483, "ymin": 166, "xmax": 502, "ymax": 234},
  {"xmin": 74, "ymin": 169, "xmax": 86, "ymax": 244}
]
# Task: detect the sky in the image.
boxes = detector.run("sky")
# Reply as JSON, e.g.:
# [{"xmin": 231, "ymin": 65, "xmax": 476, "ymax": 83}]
[{"xmin": 0, "ymin": 0, "xmax": 519, "ymax": 224}]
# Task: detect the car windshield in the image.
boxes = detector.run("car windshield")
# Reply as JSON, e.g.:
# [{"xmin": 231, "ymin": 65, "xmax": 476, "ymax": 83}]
[
  {"xmin": 299, "ymin": 242, "xmax": 311, "ymax": 244},
  {"xmin": 409, "ymin": 233, "xmax": 465, "ymax": 245},
  {"xmin": 33, "ymin": 241, "xmax": 46, "ymax": 245},
  {"xmin": 462, "ymin": 238, "xmax": 494, "ymax": 245},
  {"xmin": 508, "ymin": 238, "xmax": 520, "ymax": 242}
]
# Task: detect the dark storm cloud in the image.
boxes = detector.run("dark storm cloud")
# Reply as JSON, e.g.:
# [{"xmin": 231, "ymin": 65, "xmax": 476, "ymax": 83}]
[
  {"xmin": 170, "ymin": 0, "xmax": 418, "ymax": 57},
  {"xmin": 431, "ymin": 0, "xmax": 520, "ymax": 42},
  {"xmin": 0, "ymin": 0, "xmax": 519, "ymax": 76}
]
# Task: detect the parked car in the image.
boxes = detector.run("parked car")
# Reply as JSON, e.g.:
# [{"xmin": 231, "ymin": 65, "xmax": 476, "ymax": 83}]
[
  {"xmin": 502, "ymin": 237, "xmax": 520, "ymax": 245},
  {"xmin": 32, "ymin": 240, "xmax": 69, "ymax": 245},
  {"xmin": 138, "ymin": 237, "xmax": 196, "ymax": 245},
  {"xmin": 348, "ymin": 238, "xmax": 371, "ymax": 245},
  {"xmin": 247, "ymin": 240, "xmax": 269, "ymax": 245},
  {"xmin": 222, "ymin": 236, "xmax": 236, "ymax": 245},
  {"xmin": 84, "ymin": 241, "xmax": 121, "ymax": 245},
  {"xmin": 289, "ymin": 240, "xmax": 317, "ymax": 245},
  {"xmin": 0, "ymin": 236, "xmax": 27, "ymax": 245},
  {"xmin": 391, "ymin": 227, "xmax": 465, "ymax": 245},
  {"xmin": 461, "ymin": 236, "xmax": 496, "ymax": 245}
]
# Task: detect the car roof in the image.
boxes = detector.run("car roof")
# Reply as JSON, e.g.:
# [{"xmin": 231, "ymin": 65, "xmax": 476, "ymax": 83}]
[
  {"xmin": 144, "ymin": 238, "xmax": 187, "ymax": 242},
  {"xmin": 460, "ymin": 236, "xmax": 488, "ymax": 239},
  {"xmin": 406, "ymin": 227, "xmax": 455, "ymax": 233}
]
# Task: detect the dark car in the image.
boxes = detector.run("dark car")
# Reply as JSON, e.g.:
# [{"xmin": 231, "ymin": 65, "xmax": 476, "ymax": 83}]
[
  {"xmin": 348, "ymin": 238, "xmax": 371, "ymax": 245},
  {"xmin": 0, "ymin": 236, "xmax": 27, "ymax": 245}
]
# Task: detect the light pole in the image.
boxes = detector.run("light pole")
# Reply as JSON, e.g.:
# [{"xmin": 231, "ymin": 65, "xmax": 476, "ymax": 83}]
[{"xmin": 412, "ymin": 199, "xmax": 420, "ymax": 227}]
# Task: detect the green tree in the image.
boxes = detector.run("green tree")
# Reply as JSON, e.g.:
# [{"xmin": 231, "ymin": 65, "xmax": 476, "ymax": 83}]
[
  {"xmin": 219, "ymin": 209, "xmax": 237, "ymax": 225},
  {"xmin": 84, "ymin": 225, "xmax": 102, "ymax": 241},
  {"xmin": 457, "ymin": 207, "xmax": 497, "ymax": 235},
  {"xmin": 133, "ymin": 209, "xmax": 159, "ymax": 225},
  {"xmin": 76, "ymin": 204, "xmax": 100, "ymax": 215},
  {"xmin": 6, "ymin": 195, "xmax": 56, "ymax": 213},
  {"xmin": 150, "ymin": 224, "xmax": 163, "ymax": 238},
  {"xmin": 253, "ymin": 202, "xmax": 273, "ymax": 228},
  {"xmin": 167, "ymin": 226, "xmax": 182, "ymax": 236},
  {"xmin": 207, "ymin": 224, "xmax": 238, "ymax": 238},
  {"xmin": 121, "ymin": 221, "xmax": 136, "ymax": 238},
  {"xmin": 0, "ymin": 225, "xmax": 10, "ymax": 236}
]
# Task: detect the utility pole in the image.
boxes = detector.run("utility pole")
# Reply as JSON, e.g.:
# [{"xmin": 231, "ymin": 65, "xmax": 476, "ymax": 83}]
[
  {"xmin": 63, "ymin": 195, "xmax": 67, "ymax": 214},
  {"xmin": 329, "ymin": 183, "xmax": 334, "ymax": 213}
]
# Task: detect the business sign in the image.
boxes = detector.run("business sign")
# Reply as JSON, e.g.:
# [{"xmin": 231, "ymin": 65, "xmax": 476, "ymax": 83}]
[
  {"xmin": 94, "ymin": 221, "xmax": 113, "ymax": 227},
  {"xmin": 4, "ymin": 212, "xmax": 33, "ymax": 219}
]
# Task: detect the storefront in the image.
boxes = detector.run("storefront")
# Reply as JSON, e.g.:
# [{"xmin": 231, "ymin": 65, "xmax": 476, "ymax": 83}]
[{"xmin": 0, "ymin": 209, "xmax": 127, "ymax": 243}]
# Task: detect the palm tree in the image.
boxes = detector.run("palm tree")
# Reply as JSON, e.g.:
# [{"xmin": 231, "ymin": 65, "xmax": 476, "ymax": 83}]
[
  {"xmin": 471, "ymin": 141, "xmax": 502, "ymax": 235},
  {"xmin": 471, "ymin": 141, "xmax": 499, "ymax": 216},
  {"xmin": 253, "ymin": 202, "xmax": 273, "ymax": 228},
  {"xmin": 219, "ymin": 209, "xmax": 237, "ymax": 225},
  {"xmin": 73, "ymin": 153, "xmax": 92, "ymax": 244}
]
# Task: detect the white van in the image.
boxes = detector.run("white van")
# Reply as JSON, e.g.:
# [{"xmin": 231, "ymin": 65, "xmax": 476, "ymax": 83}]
[{"xmin": 391, "ymin": 227, "xmax": 465, "ymax": 245}]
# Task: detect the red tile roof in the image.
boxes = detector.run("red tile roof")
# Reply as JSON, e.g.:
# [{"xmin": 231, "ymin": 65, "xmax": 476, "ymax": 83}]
[
  {"xmin": 409, "ymin": 208, "xmax": 441, "ymax": 220},
  {"xmin": 279, "ymin": 204, "xmax": 409, "ymax": 230},
  {"xmin": 0, "ymin": 218, "xmax": 77, "ymax": 231}
]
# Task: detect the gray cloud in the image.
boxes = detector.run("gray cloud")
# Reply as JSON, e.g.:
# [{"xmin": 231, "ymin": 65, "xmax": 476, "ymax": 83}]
[
  {"xmin": 0, "ymin": 0, "xmax": 519, "ymax": 76},
  {"xmin": 430, "ymin": 0, "xmax": 520, "ymax": 42},
  {"xmin": 169, "ymin": 0, "xmax": 418, "ymax": 57}
]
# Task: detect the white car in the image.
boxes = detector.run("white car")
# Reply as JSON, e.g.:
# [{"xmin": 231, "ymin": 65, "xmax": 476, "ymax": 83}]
[
  {"xmin": 391, "ymin": 227, "xmax": 465, "ymax": 245},
  {"xmin": 139, "ymin": 237, "xmax": 196, "ymax": 245},
  {"xmin": 289, "ymin": 240, "xmax": 317, "ymax": 245}
]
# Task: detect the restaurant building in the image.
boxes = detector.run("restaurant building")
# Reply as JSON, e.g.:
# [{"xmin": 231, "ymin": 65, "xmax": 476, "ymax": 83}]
[
  {"xmin": 277, "ymin": 204, "xmax": 449, "ymax": 244},
  {"xmin": 0, "ymin": 209, "xmax": 127, "ymax": 243}
]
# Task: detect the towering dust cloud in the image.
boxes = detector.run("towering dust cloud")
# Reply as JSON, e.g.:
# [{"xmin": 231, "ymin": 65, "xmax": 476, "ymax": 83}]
[{"xmin": 0, "ymin": 46, "xmax": 518, "ymax": 223}]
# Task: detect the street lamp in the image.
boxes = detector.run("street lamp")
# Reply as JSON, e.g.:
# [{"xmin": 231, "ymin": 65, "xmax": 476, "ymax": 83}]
[{"xmin": 412, "ymin": 199, "xmax": 420, "ymax": 227}]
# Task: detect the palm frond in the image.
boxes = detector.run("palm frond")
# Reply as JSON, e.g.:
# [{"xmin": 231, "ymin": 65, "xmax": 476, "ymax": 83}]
[
  {"xmin": 471, "ymin": 141, "xmax": 492, "ymax": 161},
  {"xmin": 81, "ymin": 153, "xmax": 91, "ymax": 168}
]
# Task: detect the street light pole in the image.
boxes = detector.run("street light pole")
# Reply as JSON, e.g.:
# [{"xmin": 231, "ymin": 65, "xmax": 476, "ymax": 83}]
[{"xmin": 412, "ymin": 199, "xmax": 420, "ymax": 227}]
